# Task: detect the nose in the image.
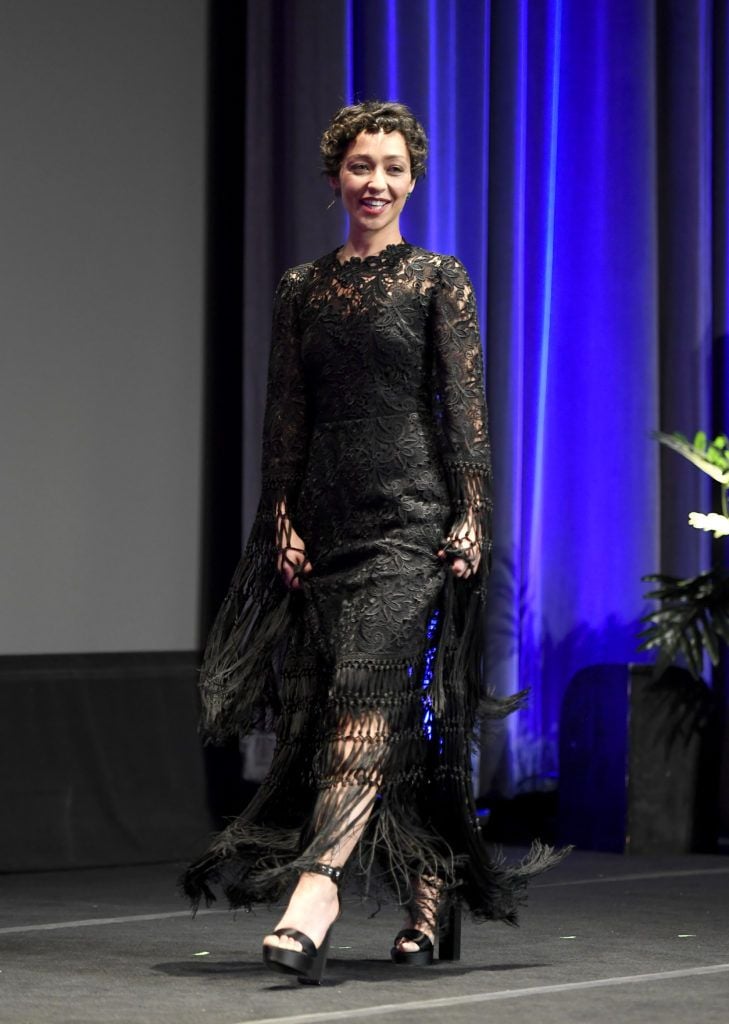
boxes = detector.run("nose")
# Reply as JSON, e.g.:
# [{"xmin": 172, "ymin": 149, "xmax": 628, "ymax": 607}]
[{"xmin": 366, "ymin": 166, "xmax": 386, "ymax": 192}]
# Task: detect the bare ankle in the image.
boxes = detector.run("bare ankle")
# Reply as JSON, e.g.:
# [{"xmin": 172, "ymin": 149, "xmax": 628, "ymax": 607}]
[{"xmin": 290, "ymin": 871, "xmax": 340, "ymax": 905}]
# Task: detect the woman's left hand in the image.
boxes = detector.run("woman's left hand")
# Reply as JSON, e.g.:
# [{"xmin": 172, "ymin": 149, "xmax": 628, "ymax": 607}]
[
  {"xmin": 438, "ymin": 511, "xmax": 482, "ymax": 578},
  {"xmin": 437, "ymin": 547, "xmax": 480, "ymax": 579},
  {"xmin": 438, "ymin": 552, "xmax": 479, "ymax": 577}
]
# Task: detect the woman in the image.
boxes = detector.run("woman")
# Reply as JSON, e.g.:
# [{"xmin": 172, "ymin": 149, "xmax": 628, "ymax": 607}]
[{"xmin": 182, "ymin": 100, "xmax": 564, "ymax": 982}]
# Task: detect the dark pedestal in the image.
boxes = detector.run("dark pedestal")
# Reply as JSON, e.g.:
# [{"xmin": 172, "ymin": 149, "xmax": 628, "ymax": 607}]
[{"xmin": 558, "ymin": 663, "xmax": 717, "ymax": 854}]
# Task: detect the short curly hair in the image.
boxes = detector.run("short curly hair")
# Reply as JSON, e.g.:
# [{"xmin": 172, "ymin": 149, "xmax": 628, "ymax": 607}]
[{"xmin": 320, "ymin": 100, "xmax": 428, "ymax": 181}]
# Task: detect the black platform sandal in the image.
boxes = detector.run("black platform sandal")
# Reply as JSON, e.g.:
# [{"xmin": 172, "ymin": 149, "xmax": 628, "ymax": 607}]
[
  {"xmin": 262, "ymin": 863, "xmax": 343, "ymax": 985},
  {"xmin": 390, "ymin": 903, "xmax": 461, "ymax": 965}
]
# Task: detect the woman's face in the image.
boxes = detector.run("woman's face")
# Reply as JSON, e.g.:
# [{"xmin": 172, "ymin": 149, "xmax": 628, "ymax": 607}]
[{"xmin": 333, "ymin": 130, "xmax": 414, "ymax": 237}]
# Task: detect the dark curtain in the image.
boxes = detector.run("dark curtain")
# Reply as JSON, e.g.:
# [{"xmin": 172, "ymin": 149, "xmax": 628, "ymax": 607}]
[
  {"xmin": 240, "ymin": 0, "xmax": 348, "ymax": 532},
  {"xmin": 209, "ymin": 0, "xmax": 728, "ymax": 808}
]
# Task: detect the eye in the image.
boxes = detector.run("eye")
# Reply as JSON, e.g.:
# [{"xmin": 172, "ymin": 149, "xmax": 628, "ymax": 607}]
[
  {"xmin": 349, "ymin": 162, "xmax": 370, "ymax": 172},
  {"xmin": 388, "ymin": 166, "xmax": 405, "ymax": 174}
]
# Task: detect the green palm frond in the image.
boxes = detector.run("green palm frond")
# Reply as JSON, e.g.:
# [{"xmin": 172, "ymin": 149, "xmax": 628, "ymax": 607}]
[
  {"xmin": 654, "ymin": 431, "xmax": 729, "ymax": 486},
  {"xmin": 639, "ymin": 569, "xmax": 729, "ymax": 680}
]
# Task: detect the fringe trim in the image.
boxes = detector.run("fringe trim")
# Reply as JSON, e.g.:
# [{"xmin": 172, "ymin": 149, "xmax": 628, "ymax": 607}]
[
  {"xmin": 198, "ymin": 498, "xmax": 291, "ymax": 743},
  {"xmin": 184, "ymin": 467, "xmax": 571, "ymax": 925}
]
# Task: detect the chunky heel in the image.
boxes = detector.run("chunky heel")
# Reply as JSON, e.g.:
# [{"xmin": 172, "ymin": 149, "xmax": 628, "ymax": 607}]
[
  {"xmin": 262, "ymin": 863, "xmax": 342, "ymax": 985},
  {"xmin": 437, "ymin": 903, "xmax": 461, "ymax": 961}
]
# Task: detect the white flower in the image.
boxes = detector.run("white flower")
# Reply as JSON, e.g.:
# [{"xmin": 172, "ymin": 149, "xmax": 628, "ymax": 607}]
[{"xmin": 688, "ymin": 512, "xmax": 729, "ymax": 538}]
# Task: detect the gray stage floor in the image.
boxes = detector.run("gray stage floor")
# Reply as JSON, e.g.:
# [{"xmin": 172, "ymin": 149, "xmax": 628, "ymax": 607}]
[{"xmin": 1, "ymin": 850, "xmax": 728, "ymax": 1023}]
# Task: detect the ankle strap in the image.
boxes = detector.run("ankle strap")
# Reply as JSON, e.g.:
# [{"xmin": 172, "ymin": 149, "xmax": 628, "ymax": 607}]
[{"xmin": 310, "ymin": 862, "xmax": 343, "ymax": 886}]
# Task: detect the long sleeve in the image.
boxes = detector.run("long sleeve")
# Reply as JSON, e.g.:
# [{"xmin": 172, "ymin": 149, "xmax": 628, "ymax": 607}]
[
  {"xmin": 260, "ymin": 266, "xmax": 311, "ymax": 516},
  {"xmin": 431, "ymin": 256, "xmax": 492, "ymax": 569},
  {"xmin": 197, "ymin": 263, "xmax": 311, "ymax": 741}
]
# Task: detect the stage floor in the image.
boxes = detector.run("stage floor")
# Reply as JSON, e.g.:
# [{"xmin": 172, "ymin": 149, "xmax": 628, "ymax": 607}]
[{"xmin": 2, "ymin": 849, "xmax": 728, "ymax": 1023}]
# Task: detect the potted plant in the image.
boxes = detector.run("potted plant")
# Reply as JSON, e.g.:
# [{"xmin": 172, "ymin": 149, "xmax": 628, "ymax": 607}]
[
  {"xmin": 632, "ymin": 431, "xmax": 729, "ymax": 853},
  {"xmin": 640, "ymin": 431, "xmax": 729, "ymax": 678}
]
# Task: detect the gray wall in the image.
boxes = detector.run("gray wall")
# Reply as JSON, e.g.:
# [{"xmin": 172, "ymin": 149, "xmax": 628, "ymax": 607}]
[{"xmin": 0, "ymin": 1, "xmax": 206, "ymax": 653}]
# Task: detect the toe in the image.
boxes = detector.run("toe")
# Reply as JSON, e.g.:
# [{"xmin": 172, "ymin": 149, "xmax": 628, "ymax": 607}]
[{"xmin": 263, "ymin": 934, "xmax": 302, "ymax": 953}]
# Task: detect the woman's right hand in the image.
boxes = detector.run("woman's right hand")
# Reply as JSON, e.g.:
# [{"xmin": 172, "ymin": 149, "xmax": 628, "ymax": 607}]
[
  {"xmin": 276, "ymin": 526, "xmax": 312, "ymax": 589},
  {"xmin": 275, "ymin": 502, "xmax": 312, "ymax": 589}
]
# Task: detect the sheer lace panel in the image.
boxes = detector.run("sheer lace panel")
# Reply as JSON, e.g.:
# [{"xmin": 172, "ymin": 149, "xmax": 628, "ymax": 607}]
[
  {"xmin": 183, "ymin": 242, "xmax": 569, "ymax": 926},
  {"xmin": 260, "ymin": 266, "xmax": 312, "ymax": 510}
]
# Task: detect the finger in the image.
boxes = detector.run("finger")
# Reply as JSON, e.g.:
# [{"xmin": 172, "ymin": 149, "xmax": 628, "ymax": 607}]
[
  {"xmin": 290, "ymin": 565, "xmax": 310, "ymax": 589},
  {"xmin": 288, "ymin": 557, "xmax": 313, "ymax": 590}
]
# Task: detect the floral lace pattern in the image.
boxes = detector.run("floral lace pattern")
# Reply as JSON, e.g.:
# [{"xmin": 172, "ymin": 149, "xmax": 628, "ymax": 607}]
[{"xmin": 181, "ymin": 244, "xmax": 567, "ymax": 921}]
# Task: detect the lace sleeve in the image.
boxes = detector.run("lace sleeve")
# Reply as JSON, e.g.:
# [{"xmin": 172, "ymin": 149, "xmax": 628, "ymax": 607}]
[
  {"xmin": 431, "ymin": 257, "xmax": 492, "ymax": 572},
  {"xmin": 195, "ymin": 266, "xmax": 311, "ymax": 739},
  {"xmin": 260, "ymin": 266, "xmax": 311, "ymax": 516}
]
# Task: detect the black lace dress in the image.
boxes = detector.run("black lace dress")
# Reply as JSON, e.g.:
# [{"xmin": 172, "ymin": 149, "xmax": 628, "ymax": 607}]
[{"xmin": 182, "ymin": 242, "xmax": 562, "ymax": 922}]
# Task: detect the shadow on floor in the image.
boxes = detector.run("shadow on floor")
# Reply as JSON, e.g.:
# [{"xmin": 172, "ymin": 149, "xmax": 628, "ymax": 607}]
[{"xmin": 151, "ymin": 957, "xmax": 548, "ymax": 987}]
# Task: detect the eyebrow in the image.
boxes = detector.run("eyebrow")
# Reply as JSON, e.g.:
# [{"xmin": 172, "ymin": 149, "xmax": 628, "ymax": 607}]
[{"xmin": 347, "ymin": 153, "xmax": 407, "ymax": 162}]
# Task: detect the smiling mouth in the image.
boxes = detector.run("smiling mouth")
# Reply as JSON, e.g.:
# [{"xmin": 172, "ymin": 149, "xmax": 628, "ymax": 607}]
[{"xmin": 360, "ymin": 198, "xmax": 390, "ymax": 209}]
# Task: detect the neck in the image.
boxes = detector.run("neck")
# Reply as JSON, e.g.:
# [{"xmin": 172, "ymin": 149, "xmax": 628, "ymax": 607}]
[{"xmin": 339, "ymin": 225, "xmax": 404, "ymax": 261}]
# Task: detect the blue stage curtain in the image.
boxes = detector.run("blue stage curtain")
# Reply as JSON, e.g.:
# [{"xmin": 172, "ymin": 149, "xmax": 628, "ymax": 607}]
[
  {"xmin": 237, "ymin": 0, "xmax": 728, "ymax": 801},
  {"xmin": 343, "ymin": 0, "xmax": 728, "ymax": 794}
]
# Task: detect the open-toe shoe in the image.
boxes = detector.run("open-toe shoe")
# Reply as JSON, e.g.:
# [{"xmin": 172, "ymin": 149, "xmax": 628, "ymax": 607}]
[
  {"xmin": 391, "ymin": 901, "xmax": 461, "ymax": 965},
  {"xmin": 262, "ymin": 863, "xmax": 342, "ymax": 985}
]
